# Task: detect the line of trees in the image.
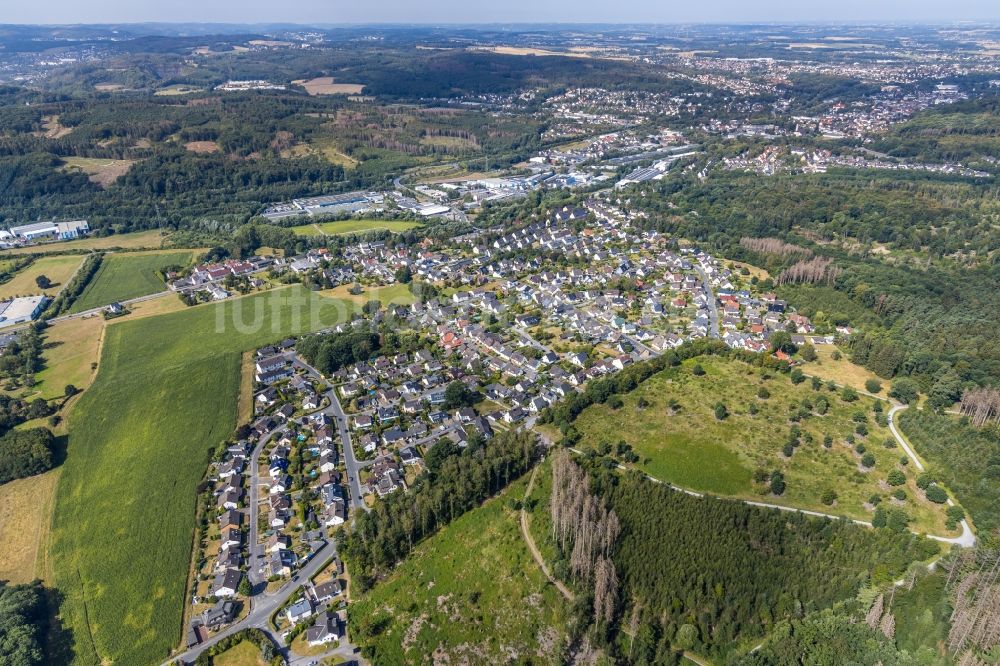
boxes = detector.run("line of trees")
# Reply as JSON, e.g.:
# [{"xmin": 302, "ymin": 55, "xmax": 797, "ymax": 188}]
[{"xmin": 45, "ymin": 252, "xmax": 102, "ymax": 316}]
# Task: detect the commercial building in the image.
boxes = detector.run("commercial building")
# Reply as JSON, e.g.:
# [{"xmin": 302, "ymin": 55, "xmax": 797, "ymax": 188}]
[
  {"xmin": 0, "ymin": 296, "xmax": 49, "ymax": 326},
  {"xmin": 4, "ymin": 220, "xmax": 90, "ymax": 242}
]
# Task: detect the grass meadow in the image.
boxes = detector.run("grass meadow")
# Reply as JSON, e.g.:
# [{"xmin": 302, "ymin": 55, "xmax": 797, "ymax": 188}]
[
  {"xmin": 348, "ymin": 474, "xmax": 570, "ymax": 665},
  {"xmin": 68, "ymin": 250, "xmax": 197, "ymax": 313},
  {"xmin": 0, "ymin": 229, "xmax": 169, "ymax": 256},
  {"xmin": 0, "ymin": 468, "xmax": 60, "ymax": 584},
  {"xmin": 290, "ymin": 219, "xmax": 423, "ymax": 237},
  {"xmin": 0, "ymin": 254, "xmax": 83, "ymax": 300},
  {"xmin": 50, "ymin": 287, "xmax": 356, "ymax": 665},
  {"xmin": 571, "ymin": 356, "xmax": 952, "ymax": 534},
  {"xmin": 318, "ymin": 282, "xmax": 416, "ymax": 307}
]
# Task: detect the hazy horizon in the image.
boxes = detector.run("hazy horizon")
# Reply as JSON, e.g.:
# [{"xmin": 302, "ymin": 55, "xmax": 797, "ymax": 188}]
[{"xmin": 2, "ymin": 0, "xmax": 999, "ymax": 27}]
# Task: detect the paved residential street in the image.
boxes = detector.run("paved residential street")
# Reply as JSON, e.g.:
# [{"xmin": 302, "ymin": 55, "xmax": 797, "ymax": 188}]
[
  {"xmin": 291, "ymin": 356, "xmax": 369, "ymax": 512},
  {"xmin": 166, "ymin": 539, "xmax": 358, "ymax": 665},
  {"xmin": 694, "ymin": 263, "xmax": 720, "ymax": 339}
]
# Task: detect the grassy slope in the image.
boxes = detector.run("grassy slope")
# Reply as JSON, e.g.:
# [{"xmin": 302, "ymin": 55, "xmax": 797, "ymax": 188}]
[
  {"xmin": 349, "ymin": 474, "xmax": 569, "ymax": 665},
  {"xmin": 34, "ymin": 315, "xmax": 105, "ymax": 399},
  {"xmin": 571, "ymin": 356, "xmax": 950, "ymax": 534},
  {"xmin": 51, "ymin": 287, "xmax": 357, "ymax": 666},
  {"xmin": 68, "ymin": 250, "xmax": 196, "ymax": 313},
  {"xmin": 290, "ymin": 219, "xmax": 423, "ymax": 237}
]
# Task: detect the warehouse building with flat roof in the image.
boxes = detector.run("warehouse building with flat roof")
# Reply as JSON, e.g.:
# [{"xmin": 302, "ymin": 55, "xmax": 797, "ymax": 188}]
[
  {"xmin": 0, "ymin": 296, "xmax": 48, "ymax": 326},
  {"xmin": 4, "ymin": 220, "xmax": 90, "ymax": 242}
]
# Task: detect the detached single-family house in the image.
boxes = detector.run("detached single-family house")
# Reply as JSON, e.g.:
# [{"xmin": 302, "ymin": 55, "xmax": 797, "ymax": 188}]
[
  {"xmin": 212, "ymin": 568, "xmax": 242, "ymax": 598},
  {"xmin": 305, "ymin": 611, "xmax": 340, "ymax": 647},
  {"xmin": 286, "ymin": 598, "xmax": 314, "ymax": 624}
]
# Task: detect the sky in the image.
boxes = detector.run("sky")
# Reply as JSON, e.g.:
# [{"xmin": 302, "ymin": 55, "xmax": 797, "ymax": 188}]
[{"xmin": 2, "ymin": 0, "xmax": 998, "ymax": 25}]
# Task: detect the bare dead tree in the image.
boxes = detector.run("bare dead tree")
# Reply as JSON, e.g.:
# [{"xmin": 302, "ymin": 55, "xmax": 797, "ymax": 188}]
[
  {"xmin": 880, "ymin": 611, "xmax": 896, "ymax": 640},
  {"xmin": 776, "ymin": 256, "xmax": 842, "ymax": 286},
  {"xmin": 739, "ymin": 237, "xmax": 812, "ymax": 259},
  {"xmin": 866, "ymin": 593, "xmax": 885, "ymax": 629},
  {"xmin": 594, "ymin": 555, "xmax": 619, "ymax": 627},
  {"xmin": 959, "ymin": 387, "xmax": 1000, "ymax": 427}
]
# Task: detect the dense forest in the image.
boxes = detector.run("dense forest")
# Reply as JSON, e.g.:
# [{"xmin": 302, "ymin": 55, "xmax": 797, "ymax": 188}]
[
  {"xmin": 872, "ymin": 96, "xmax": 1000, "ymax": 167},
  {"xmin": 340, "ymin": 429, "xmax": 538, "ymax": 591},
  {"xmin": 0, "ymin": 579, "xmax": 66, "ymax": 666},
  {"xmin": 0, "ymin": 427, "xmax": 57, "ymax": 485},
  {"xmin": 548, "ymin": 457, "xmax": 940, "ymax": 661},
  {"xmin": 633, "ymin": 171, "xmax": 999, "ymax": 260}
]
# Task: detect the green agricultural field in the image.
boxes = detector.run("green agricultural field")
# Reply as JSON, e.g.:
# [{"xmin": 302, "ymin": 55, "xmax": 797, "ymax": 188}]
[
  {"xmin": 571, "ymin": 356, "xmax": 952, "ymax": 535},
  {"xmin": 68, "ymin": 250, "xmax": 197, "ymax": 313},
  {"xmin": 50, "ymin": 287, "xmax": 357, "ymax": 666},
  {"xmin": 349, "ymin": 474, "xmax": 570, "ymax": 665},
  {"xmin": 290, "ymin": 219, "xmax": 423, "ymax": 237}
]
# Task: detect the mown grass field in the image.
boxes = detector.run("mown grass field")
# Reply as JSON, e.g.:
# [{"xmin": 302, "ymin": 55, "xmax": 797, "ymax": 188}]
[
  {"xmin": 68, "ymin": 250, "xmax": 197, "ymax": 313},
  {"xmin": 349, "ymin": 474, "xmax": 570, "ymax": 665},
  {"xmin": 318, "ymin": 282, "xmax": 417, "ymax": 307},
  {"xmin": 0, "ymin": 468, "xmax": 60, "ymax": 584},
  {"xmin": 0, "ymin": 229, "xmax": 169, "ymax": 256},
  {"xmin": 33, "ymin": 315, "xmax": 105, "ymax": 399},
  {"xmin": 290, "ymin": 219, "xmax": 422, "ymax": 237},
  {"xmin": 571, "ymin": 356, "xmax": 951, "ymax": 534},
  {"xmin": 51, "ymin": 287, "xmax": 357, "ymax": 665},
  {"xmin": 800, "ymin": 344, "xmax": 887, "ymax": 396},
  {"xmin": 211, "ymin": 641, "xmax": 267, "ymax": 666},
  {"xmin": 0, "ymin": 254, "xmax": 83, "ymax": 300}
]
